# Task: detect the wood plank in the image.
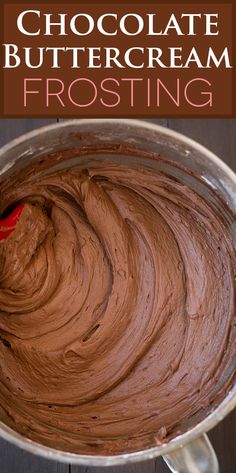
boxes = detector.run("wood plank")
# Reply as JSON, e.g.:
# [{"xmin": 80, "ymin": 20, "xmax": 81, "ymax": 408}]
[
  {"xmin": 209, "ymin": 413, "xmax": 236, "ymax": 473},
  {"xmin": 0, "ymin": 119, "xmax": 55, "ymax": 146},
  {"xmin": 0, "ymin": 439, "xmax": 67, "ymax": 473},
  {"xmin": 167, "ymin": 119, "xmax": 236, "ymax": 170}
]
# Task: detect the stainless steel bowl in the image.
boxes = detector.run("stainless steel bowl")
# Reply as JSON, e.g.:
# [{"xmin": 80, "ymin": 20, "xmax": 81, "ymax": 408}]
[{"xmin": 0, "ymin": 119, "xmax": 235, "ymax": 473}]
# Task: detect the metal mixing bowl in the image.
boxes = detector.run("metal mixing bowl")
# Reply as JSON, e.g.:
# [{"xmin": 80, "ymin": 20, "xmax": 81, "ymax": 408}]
[{"xmin": 0, "ymin": 119, "xmax": 235, "ymax": 473}]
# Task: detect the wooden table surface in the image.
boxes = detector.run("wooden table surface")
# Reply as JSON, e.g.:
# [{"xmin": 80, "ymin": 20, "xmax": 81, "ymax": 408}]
[{"xmin": 0, "ymin": 119, "xmax": 235, "ymax": 473}]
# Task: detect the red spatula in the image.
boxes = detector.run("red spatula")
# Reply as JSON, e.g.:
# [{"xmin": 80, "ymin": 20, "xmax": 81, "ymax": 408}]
[{"xmin": 0, "ymin": 204, "xmax": 24, "ymax": 241}]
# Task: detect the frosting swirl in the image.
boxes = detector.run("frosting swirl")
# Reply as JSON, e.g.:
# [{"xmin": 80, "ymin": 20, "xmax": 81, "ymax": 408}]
[{"xmin": 0, "ymin": 154, "xmax": 235, "ymax": 454}]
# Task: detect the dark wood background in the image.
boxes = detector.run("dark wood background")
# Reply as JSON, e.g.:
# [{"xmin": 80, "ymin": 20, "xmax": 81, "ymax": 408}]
[{"xmin": 0, "ymin": 119, "xmax": 235, "ymax": 473}]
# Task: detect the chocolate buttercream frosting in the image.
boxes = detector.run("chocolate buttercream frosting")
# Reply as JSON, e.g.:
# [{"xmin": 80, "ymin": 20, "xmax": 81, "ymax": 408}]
[{"xmin": 0, "ymin": 147, "xmax": 235, "ymax": 455}]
